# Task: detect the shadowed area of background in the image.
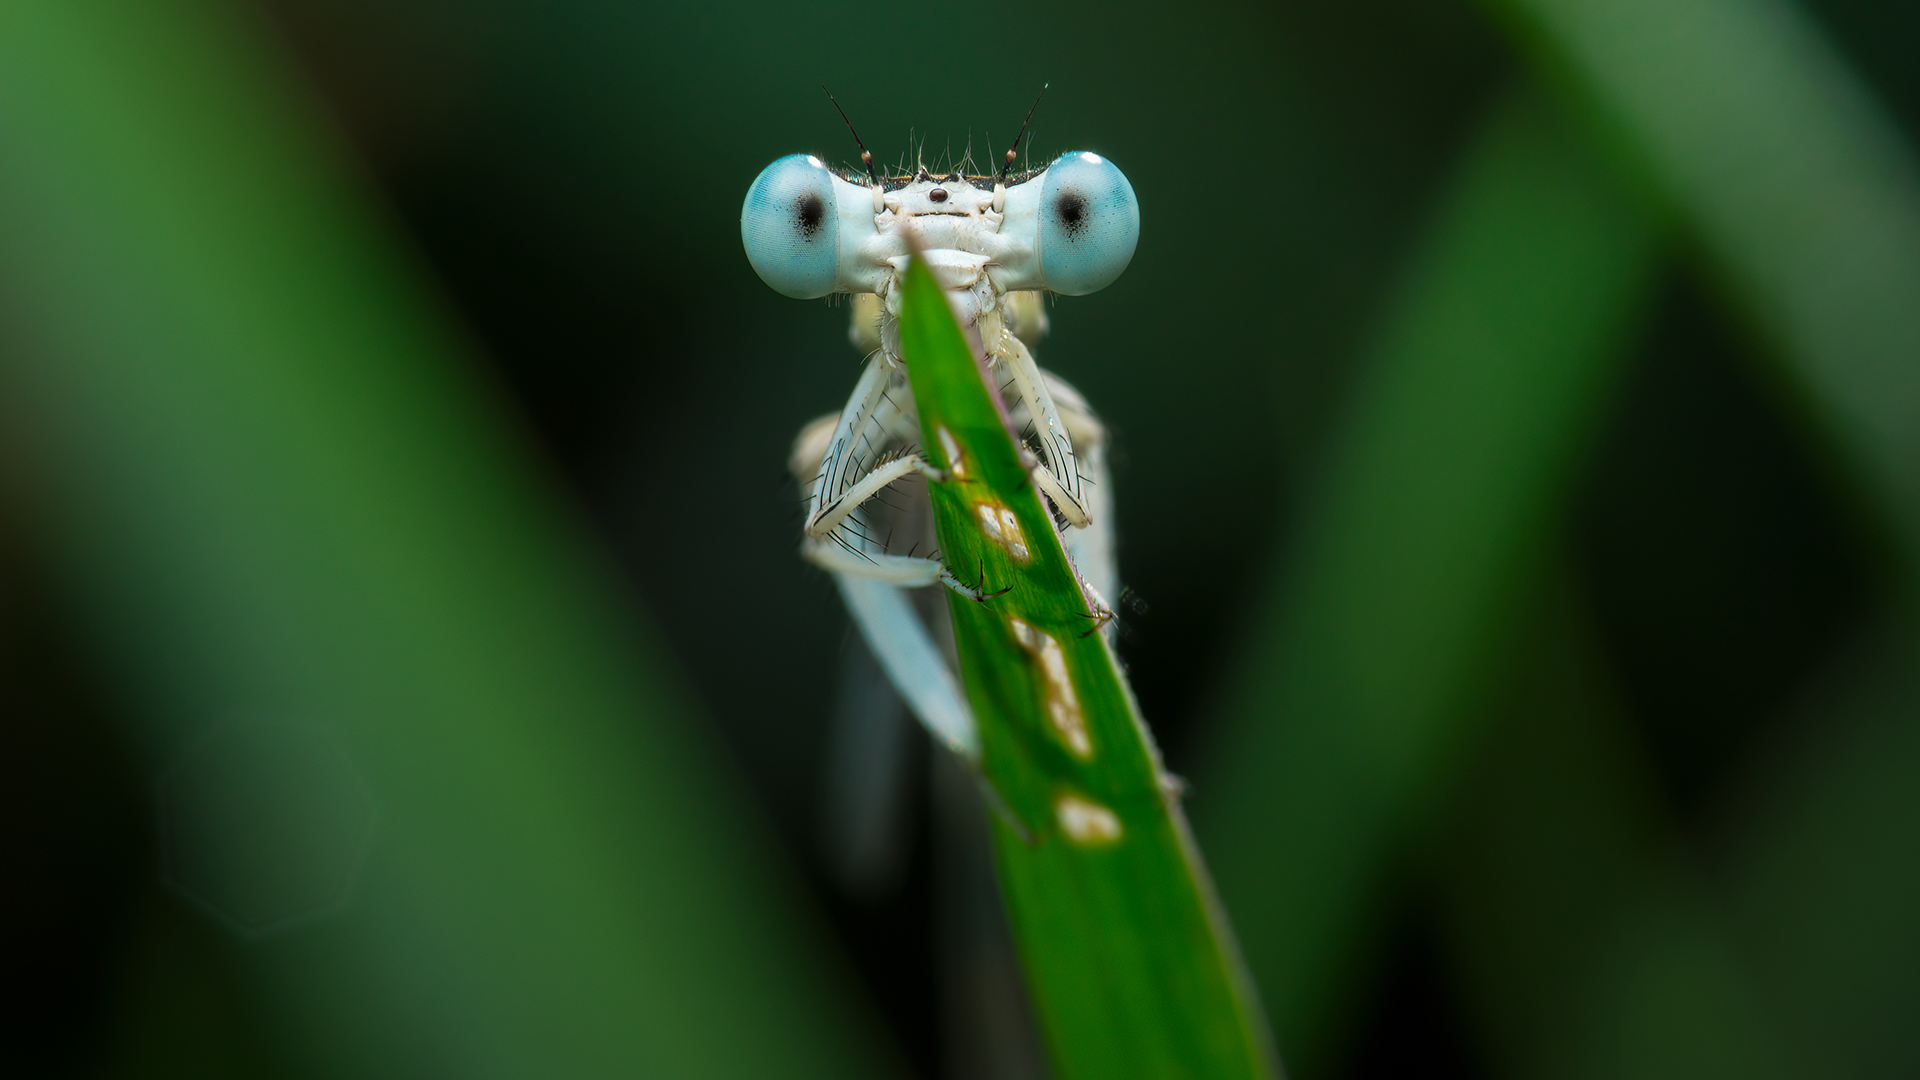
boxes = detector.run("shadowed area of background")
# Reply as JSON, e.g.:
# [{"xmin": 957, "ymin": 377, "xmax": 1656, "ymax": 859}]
[{"xmin": 1, "ymin": 0, "xmax": 1916, "ymax": 1077}]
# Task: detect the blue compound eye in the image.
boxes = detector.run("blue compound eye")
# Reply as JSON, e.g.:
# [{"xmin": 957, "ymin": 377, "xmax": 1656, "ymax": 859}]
[
  {"xmin": 742, "ymin": 154, "xmax": 843, "ymax": 299},
  {"xmin": 1036, "ymin": 152, "xmax": 1139, "ymax": 296}
]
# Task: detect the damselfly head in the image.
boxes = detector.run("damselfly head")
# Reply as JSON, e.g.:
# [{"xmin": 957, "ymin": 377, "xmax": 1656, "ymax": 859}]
[{"xmin": 741, "ymin": 93, "xmax": 1138, "ymax": 301}]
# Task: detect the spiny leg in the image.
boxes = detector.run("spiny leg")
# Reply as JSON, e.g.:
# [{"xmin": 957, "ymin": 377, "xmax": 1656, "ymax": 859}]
[
  {"xmin": 807, "ymin": 352, "xmax": 925, "ymax": 536},
  {"xmin": 1041, "ymin": 370, "xmax": 1119, "ymax": 634},
  {"xmin": 997, "ymin": 333, "xmax": 1092, "ymax": 528},
  {"xmin": 789, "ymin": 395, "xmax": 979, "ymax": 756}
]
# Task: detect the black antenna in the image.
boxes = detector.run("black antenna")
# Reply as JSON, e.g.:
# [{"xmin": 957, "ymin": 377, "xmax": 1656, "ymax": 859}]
[
  {"xmin": 821, "ymin": 85, "xmax": 882, "ymax": 187},
  {"xmin": 998, "ymin": 83, "xmax": 1049, "ymax": 181}
]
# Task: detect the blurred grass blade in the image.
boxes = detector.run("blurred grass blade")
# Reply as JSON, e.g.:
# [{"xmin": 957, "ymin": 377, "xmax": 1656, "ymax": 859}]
[
  {"xmin": 1714, "ymin": 623, "xmax": 1920, "ymax": 1077},
  {"xmin": 1465, "ymin": 6, "xmax": 1920, "ymax": 1062},
  {"xmin": 1193, "ymin": 88, "xmax": 1663, "ymax": 1071},
  {"xmin": 0, "ymin": 3, "xmax": 894, "ymax": 1078},
  {"xmin": 1486, "ymin": 0, "xmax": 1920, "ymax": 567},
  {"xmin": 1455, "ymin": 1, "xmax": 1920, "ymax": 1052},
  {"xmin": 896, "ymin": 257, "xmax": 1278, "ymax": 1079}
]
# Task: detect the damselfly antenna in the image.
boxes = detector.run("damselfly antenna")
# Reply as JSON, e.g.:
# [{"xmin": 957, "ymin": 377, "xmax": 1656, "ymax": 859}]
[
  {"xmin": 998, "ymin": 83, "xmax": 1049, "ymax": 181},
  {"xmin": 821, "ymin": 85, "xmax": 882, "ymax": 188}
]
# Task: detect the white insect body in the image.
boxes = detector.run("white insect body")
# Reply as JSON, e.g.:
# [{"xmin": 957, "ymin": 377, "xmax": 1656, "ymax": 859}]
[{"xmin": 742, "ymin": 129, "xmax": 1139, "ymax": 759}]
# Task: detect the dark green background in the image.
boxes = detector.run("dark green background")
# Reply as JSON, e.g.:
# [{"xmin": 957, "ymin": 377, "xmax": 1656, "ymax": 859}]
[{"xmin": 4, "ymin": 0, "xmax": 1917, "ymax": 1077}]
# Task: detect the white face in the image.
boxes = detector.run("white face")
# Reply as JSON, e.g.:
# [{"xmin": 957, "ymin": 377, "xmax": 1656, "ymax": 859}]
[{"xmin": 741, "ymin": 150, "xmax": 1139, "ymax": 302}]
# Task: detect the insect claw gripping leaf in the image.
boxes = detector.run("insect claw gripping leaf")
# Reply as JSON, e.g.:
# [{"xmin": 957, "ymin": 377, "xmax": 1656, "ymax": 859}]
[
  {"xmin": 1073, "ymin": 605, "xmax": 1116, "ymax": 640},
  {"xmin": 938, "ymin": 557, "xmax": 1012, "ymax": 603}
]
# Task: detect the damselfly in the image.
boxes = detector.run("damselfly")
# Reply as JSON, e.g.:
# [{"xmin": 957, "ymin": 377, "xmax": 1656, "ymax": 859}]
[{"xmin": 741, "ymin": 94, "xmax": 1139, "ymax": 760}]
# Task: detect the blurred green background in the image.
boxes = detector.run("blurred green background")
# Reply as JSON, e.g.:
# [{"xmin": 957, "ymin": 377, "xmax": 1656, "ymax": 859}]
[{"xmin": 3, "ymin": 0, "xmax": 1917, "ymax": 1077}]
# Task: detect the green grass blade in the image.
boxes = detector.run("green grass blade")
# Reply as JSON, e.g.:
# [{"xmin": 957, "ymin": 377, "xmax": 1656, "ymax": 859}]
[
  {"xmin": 894, "ymin": 258, "xmax": 1278, "ymax": 1080},
  {"xmin": 1192, "ymin": 88, "xmax": 1664, "ymax": 1072},
  {"xmin": 0, "ymin": 4, "xmax": 894, "ymax": 1078},
  {"xmin": 1486, "ymin": 0, "xmax": 1920, "ymax": 568}
]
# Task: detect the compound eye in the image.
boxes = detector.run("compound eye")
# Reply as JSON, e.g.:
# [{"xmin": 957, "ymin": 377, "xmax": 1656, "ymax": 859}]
[
  {"xmin": 741, "ymin": 154, "xmax": 842, "ymax": 299},
  {"xmin": 1036, "ymin": 152, "xmax": 1139, "ymax": 296}
]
